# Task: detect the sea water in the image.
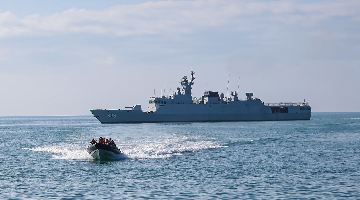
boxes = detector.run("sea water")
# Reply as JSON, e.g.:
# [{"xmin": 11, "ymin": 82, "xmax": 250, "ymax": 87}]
[{"xmin": 0, "ymin": 113, "xmax": 359, "ymax": 199}]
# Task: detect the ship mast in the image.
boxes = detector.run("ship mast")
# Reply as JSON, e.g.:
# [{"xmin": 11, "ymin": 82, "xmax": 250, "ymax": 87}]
[
  {"xmin": 180, "ymin": 71, "xmax": 195, "ymax": 96},
  {"xmin": 190, "ymin": 71, "xmax": 195, "ymax": 85}
]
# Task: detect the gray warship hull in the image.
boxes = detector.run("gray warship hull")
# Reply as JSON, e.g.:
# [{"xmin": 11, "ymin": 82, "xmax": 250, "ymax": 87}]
[
  {"xmin": 90, "ymin": 71, "xmax": 311, "ymax": 123},
  {"xmin": 91, "ymin": 100, "xmax": 311, "ymax": 123}
]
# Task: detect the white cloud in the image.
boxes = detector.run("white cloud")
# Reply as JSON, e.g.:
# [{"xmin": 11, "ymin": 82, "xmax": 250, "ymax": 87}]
[
  {"xmin": 0, "ymin": 49, "xmax": 7, "ymax": 61},
  {"xmin": 309, "ymin": 30, "xmax": 358, "ymax": 40},
  {"xmin": 0, "ymin": 0, "xmax": 359, "ymax": 38},
  {"xmin": 98, "ymin": 56, "xmax": 115, "ymax": 66}
]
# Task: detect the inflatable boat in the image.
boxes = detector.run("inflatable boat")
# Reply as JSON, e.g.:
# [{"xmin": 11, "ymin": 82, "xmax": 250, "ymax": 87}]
[{"xmin": 87, "ymin": 143, "xmax": 124, "ymax": 160}]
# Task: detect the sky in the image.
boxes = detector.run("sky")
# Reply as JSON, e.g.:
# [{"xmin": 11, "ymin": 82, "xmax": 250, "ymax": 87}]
[{"xmin": 0, "ymin": 0, "xmax": 359, "ymax": 116}]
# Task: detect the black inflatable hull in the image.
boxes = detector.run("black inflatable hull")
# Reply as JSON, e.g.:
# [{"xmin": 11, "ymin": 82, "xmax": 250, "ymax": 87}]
[{"xmin": 87, "ymin": 143, "xmax": 123, "ymax": 160}]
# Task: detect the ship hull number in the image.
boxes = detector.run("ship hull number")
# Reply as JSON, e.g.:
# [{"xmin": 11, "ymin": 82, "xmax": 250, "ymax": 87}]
[{"xmin": 107, "ymin": 114, "xmax": 117, "ymax": 118}]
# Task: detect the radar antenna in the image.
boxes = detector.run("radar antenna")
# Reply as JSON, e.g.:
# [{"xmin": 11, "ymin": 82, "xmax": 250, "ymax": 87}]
[
  {"xmin": 227, "ymin": 74, "xmax": 230, "ymax": 98},
  {"xmin": 237, "ymin": 76, "xmax": 240, "ymax": 94},
  {"xmin": 190, "ymin": 71, "xmax": 195, "ymax": 85}
]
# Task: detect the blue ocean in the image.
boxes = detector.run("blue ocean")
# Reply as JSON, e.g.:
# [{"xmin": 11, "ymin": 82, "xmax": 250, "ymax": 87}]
[{"xmin": 1, "ymin": 113, "xmax": 359, "ymax": 199}]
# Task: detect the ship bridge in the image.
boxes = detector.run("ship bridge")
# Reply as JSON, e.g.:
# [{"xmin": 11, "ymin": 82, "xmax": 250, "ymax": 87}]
[{"xmin": 146, "ymin": 71, "xmax": 195, "ymax": 112}]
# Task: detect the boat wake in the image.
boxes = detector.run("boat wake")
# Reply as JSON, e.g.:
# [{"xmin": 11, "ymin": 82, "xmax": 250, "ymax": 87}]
[
  {"xmin": 25, "ymin": 135, "xmax": 224, "ymax": 160},
  {"xmin": 26, "ymin": 143, "xmax": 94, "ymax": 161},
  {"xmin": 121, "ymin": 135, "xmax": 224, "ymax": 159}
]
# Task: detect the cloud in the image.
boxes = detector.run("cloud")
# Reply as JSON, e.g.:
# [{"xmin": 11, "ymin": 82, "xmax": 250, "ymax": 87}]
[
  {"xmin": 0, "ymin": 0, "xmax": 359, "ymax": 38},
  {"xmin": 98, "ymin": 56, "xmax": 115, "ymax": 66}
]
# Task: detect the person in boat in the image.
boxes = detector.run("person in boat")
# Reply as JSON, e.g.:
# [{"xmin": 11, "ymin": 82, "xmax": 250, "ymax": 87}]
[
  {"xmin": 90, "ymin": 139, "xmax": 97, "ymax": 145},
  {"xmin": 99, "ymin": 137, "xmax": 104, "ymax": 144},
  {"xmin": 110, "ymin": 140, "xmax": 116, "ymax": 147}
]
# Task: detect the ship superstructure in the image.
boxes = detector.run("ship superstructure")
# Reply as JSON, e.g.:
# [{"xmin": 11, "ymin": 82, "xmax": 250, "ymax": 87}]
[{"xmin": 90, "ymin": 71, "xmax": 311, "ymax": 123}]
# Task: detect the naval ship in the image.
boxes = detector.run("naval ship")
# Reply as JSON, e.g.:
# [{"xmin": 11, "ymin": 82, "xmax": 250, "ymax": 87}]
[{"xmin": 90, "ymin": 71, "xmax": 311, "ymax": 123}]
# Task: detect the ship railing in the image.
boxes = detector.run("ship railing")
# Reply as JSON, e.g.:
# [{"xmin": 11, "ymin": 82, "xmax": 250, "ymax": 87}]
[
  {"xmin": 265, "ymin": 102, "xmax": 309, "ymax": 106},
  {"xmin": 149, "ymin": 96, "xmax": 174, "ymax": 100}
]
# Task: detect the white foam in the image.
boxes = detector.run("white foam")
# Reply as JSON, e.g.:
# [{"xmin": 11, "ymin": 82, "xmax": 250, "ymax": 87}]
[
  {"xmin": 122, "ymin": 135, "xmax": 223, "ymax": 159},
  {"xmin": 27, "ymin": 143, "xmax": 93, "ymax": 161}
]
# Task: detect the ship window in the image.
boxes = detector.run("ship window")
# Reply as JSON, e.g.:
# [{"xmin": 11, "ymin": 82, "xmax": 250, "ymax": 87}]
[
  {"xmin": 164, "ymin": 101, "xmax": 166, "ymax": 104},
  {"xmin": 300, "ymin": 107, "xmax": 305, "ymax": 110},
  {"xmin": 271, "ymin": 107, "xmax": 288, "ymax": 113}
]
